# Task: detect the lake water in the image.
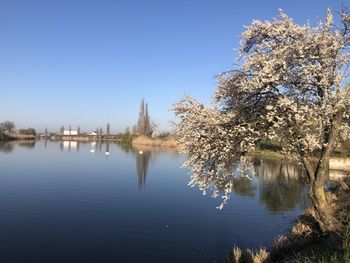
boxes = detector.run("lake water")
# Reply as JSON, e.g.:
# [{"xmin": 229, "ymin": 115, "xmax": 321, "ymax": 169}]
[{"xmin": 0, "ymin": 141, "xmax": 310, "ymax": 263}]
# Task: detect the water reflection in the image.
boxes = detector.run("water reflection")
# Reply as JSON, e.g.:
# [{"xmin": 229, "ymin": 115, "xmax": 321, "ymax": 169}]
[
  {"xmin": 59, "ymin": 141, "xmax": 82, "ymax": 152},
  {"xmin": 99, "ymin": 141, "xmax": 102, "ymax": 153},
  {"xmin": 329, "ymin": 169, "xmax": 350, "ymax": 180},
  {"xmin": 136, "ymin": 150, "xmax": 151, "ymax": 190},
  {"xmin": 188, "ymin": 156, "xmax": 310, "ymax": 212},
  {"xmin": 17, "ymin": 140, "xmax": 36, "ymax": 149},
  {"xmin": 0, "ymin": 142, "xmax": 14, "ymax": 153},
  {"xmin": 131, "ymin": 146, "xmax": 177, "ymax": 191},
  {"xmin": 256, "ymin": 159, "xmax": 309, "ymax": 213},
  {"xmin": 232, "ymin": 177, "xmax": 256, "ymax": 197},
  {"xmin": 53, "ymin": 141, "xmax": 312, "ymax": 210},
  {"xmin": 105, "ymin": 142, "xmax": 110, "ymax": 157},
  {"xmin": 1, "ymin": 141, "xmax": 313, "ymax": 213},
  {"xmin": 0, "ymin": 141, "xmax": 37, "ymax": 153},
  {"xmin": 1, "ymin": 140, "xmax": 316, "ymax": 262},
  {"xmin": 90, "ymin": 141, "xmax": 97, "ymax": 153}
]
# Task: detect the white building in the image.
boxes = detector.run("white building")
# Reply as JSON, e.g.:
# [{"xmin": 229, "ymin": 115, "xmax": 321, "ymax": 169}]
[{"xmin": 63, "ymin": 130, "xmax": 78, "ymax": 136}]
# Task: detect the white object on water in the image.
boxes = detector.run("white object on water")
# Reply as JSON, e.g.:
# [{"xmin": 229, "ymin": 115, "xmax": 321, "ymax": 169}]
[
  {"xmin": 105, "ymin": 152, "xmax": 110, "ymax": 156},
  {"xmin": 90, "ymin": 149, "xmax": 95, "ymax": 153},
  {"xmin": 139, "ymin": 151, "xmax": 143, "ymax": 154}
]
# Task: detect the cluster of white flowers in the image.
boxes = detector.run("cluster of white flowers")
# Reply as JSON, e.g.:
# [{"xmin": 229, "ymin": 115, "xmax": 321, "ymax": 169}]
[{"xmin": 173, "ymin": 10, "xmax": 350, "ymax": 208}]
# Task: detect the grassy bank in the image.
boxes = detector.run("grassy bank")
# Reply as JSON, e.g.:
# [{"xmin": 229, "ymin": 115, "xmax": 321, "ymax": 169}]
[
  {"xmin": 225, "ymin": 179, "xmax": 350, "ymax": 263},
  {"xmin": 0, "ymin": 132, "xmax": 36, "ymax": 141},
  {"xmin": 132, "ymin": 135, "xmax": 177, "ymax": 147},
  {"xmin": 249, "ymin": 149, "xmax": 286, "ymax": 160}
]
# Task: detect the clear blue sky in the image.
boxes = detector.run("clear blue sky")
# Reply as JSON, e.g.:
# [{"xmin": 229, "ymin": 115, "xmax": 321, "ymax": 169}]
[{"xmin": 0, "ymin": 0, "xmax": 345, "ymax": 133}]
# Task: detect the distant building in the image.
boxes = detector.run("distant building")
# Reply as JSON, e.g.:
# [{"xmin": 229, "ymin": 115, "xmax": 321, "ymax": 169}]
[{"xmin": 63, "ymin": 130, "xmax": 78, "ymax": 136}]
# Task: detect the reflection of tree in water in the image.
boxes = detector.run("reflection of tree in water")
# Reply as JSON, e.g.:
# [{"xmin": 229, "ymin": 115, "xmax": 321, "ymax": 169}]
[
  {"xmin": 187, "ymin": 156, "xmax": 309, "ymax": 212},
  {"xmin": 98, "ymin": 141, "xmax": 102, "ymax": 153},
  {"xmin": 256, "ymin": 159, "xmax": 309, "ymax": 213},
  {"xmin": 136, "ymin": 151, "xmax": 151, "ymax": 190},
  {"xmin": 104, "ymin": 142, "xmax": 109, "ymax": 157},
  {"xmin": 118, "ymin": 142, "xmax": 135, "ymax": 154},
  {"xmin": 0, "ymin": 143, "xmax": 14, "ymax": 153},
  {"xmin": 189, "ymin": 161, "xmax": 257, "ymax": 209},
  {"xmin": 232, "ymin": 177, "xmax": 256, "ymax": 197},
  {"xmin": 17, "ymin": 141, "xmax": 36, "ymax": 149},
  {"xmin": 118, "ymin": 144, "xmax": 175, "ymax": 190}
]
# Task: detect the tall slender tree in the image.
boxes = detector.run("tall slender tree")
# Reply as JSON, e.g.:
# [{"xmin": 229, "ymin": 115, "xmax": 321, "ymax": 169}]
[
  {"xmin": 145, "ymin": 103, "xmax": 151, "ymax": 136},
  {"xmin": 137, "ymin": 99, "xmax": 153, "ymax": 136},
  {"xmin": 106, "ymin": 123, "xmax": 110, "ymax": 136},
  {"xmin": 137, "ymin": 99, "xmax": 146, "ymax": 134},
  {"xmin": 132, "ymin": 125, "xmax": 137, "ymax": 134}
]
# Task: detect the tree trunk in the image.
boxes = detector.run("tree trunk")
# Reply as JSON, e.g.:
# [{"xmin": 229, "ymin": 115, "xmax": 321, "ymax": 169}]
[
  {"xmin": 309, "ymin": 181, "xmax": 335, "ymax": 232},
  {"xmin": 307, "ymin": 111, "xmax": 342, "ymax": 232}
]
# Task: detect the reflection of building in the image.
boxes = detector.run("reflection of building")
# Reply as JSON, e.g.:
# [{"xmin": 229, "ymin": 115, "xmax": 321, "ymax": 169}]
[
  {"xmin": 60, "ymin": 141, "xmax": 80, "ymax": 152},
  {"xmin": 63, "ymin": 141, "xmax": 77, "ymax": 149}
]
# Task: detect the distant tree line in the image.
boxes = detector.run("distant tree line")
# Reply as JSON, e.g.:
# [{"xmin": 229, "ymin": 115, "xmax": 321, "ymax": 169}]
[
  {"xmin": 0, "ymin": 121, "xmax": 15, "ymax": 133},
  {"xmin": 18, "ymin": 128, "xmax": 36, "ymax": 136},
  {"xmin": 0, "ymin": 121, "xmax": 15, "ymax": 141},
  {"xmin": 117, "ymin": 127, "xmax": 134, "ymax": 146},
  {"xmin": 0, "ymin": 121, "xmax": 36, "ymax": 141}
]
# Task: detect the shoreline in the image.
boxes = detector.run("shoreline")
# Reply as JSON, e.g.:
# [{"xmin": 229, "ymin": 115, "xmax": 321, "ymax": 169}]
[{"xmin": 226, "ymin": 179, "xmax": 350, "ymax": 263}]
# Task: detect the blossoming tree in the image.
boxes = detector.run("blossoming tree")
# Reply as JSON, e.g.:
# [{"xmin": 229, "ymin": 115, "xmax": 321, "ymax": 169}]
[{"xmin": 173, "ymin": 9, "xmax": 350, "ymax": 232}]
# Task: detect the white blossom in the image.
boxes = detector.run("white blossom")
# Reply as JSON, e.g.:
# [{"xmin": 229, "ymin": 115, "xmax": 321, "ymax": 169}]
[{"xmin": 172, "ymin": 9, "xmax": 350, "ymax": 209}]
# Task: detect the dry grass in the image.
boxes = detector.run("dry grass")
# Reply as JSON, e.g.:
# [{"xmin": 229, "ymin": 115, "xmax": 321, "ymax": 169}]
[
  {"xmin": 291, "ymin": 222, "xmax": 313, "ymax": 238},
  {"xmin": 7, "ymin": 133, "xmax": 35, "ymax": 140},
  {"xmin": 132, "ymin": 135, "xmax": 177, "ymax": 147},
  {"xmin": 226, "ymin": 247, "xmax": 269, "ymax": 263},
  {"xmin": 132, "ymin": 144, "xmax": 177, "ymax": 154}
]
